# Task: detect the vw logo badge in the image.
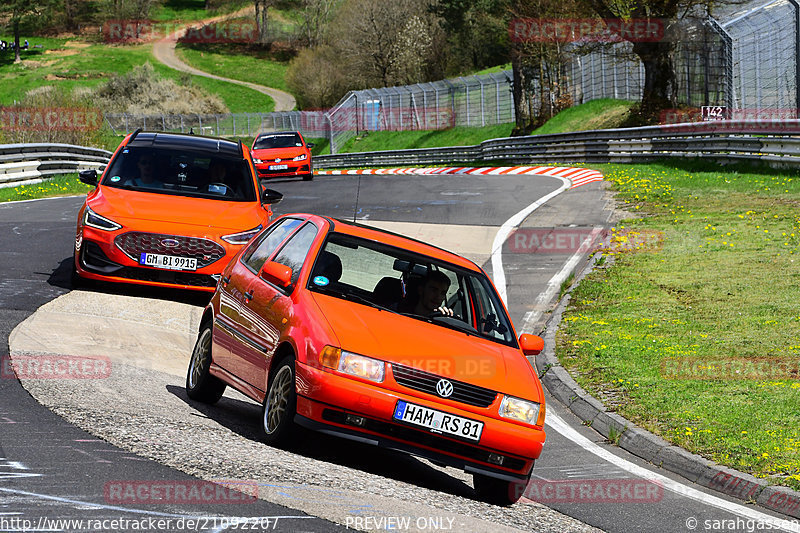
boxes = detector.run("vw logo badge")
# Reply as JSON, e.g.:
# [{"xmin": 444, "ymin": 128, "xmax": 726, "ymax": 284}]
[
  {"xmin": 436, "ymin": 379, "xmax": 454, "ymax": 398},
  {"xmin": 160, "ymin": 238, "xmax": 180, "ymax": 248},
  {"xmin": 275, "ymin": 158, "xmax": 281, "ymax": 162}
]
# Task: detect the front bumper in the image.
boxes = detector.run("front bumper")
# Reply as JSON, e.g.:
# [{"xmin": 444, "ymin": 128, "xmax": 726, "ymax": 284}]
[
  {"xmin": 294, "ymin": 361, "xmax": 545, "ymax": 481},
  {"xmin": 74, "ymin": 226, "xmax": 234, "ymax": 291},
  {"xmin": 255, "ymin": 162, "xmax": 311, "ymax": 179}
]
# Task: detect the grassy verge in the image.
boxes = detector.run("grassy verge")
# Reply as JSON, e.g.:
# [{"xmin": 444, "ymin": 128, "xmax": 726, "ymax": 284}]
[
  {"xmin": 337, "ymin": 124, "xmax": 514, "ymax": 154},
  {"xmin": 559, "ymin": 160, "xmax": 800, "ymax": 490},
  {"xmin": 531, "ymin": 99, "xmax": 635, "ymax": 135},
  {"xmin": 151, "ymin": 0, "xmax": 251, "ymax": 22},
  {"xmin": 0, "ymin": 38, "xmax": 272, "ymax": 112},
  {"xmin": 176, "ymin": 42, "xmax": 291, "ymax": 93},
  {"xmin": 0, "ymin": 175, "xmax": 93, "ymax": 203}
]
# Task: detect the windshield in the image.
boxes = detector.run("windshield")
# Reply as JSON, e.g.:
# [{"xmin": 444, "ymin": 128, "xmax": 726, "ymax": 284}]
[
  {"xmin": 307, "ymin": 232, "xmax": 517, "ymax": 346},
  {"xmin": 253, "ymin": 133, "xmax": 304, "ymax": 150},
  {"xmin": 101, "ymin": 146, "xmax": 257, "ymax": 202}
]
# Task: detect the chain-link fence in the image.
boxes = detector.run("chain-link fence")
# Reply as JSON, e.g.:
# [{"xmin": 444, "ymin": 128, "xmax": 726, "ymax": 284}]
[
  {"xmin": 104, "ymin": 111, "xmax": 329, "ymax": 140},
  {"xmin": 105, "ymin": 0, "xmax": 797, "ymax": 152},
  {"xmin": 325, "ymin": 72, "xmax": 515, "ymax": 153}
]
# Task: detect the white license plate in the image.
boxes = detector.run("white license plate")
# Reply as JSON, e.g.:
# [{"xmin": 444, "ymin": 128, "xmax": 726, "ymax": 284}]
[
  {"xmin": 268, "ymin": 164, "xmax": 288, "ymax": 170},
  {"xmin": 393, "ymin": 400, "xmax": 484, "ymax": 442},
  {"xmin": 139, "ymin": 253, "xmax": 197, "ymax": 271}
]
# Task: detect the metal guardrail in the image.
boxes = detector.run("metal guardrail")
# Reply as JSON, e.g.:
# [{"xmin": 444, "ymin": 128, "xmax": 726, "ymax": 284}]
[
  {"xmin": 314, "ymin": 121, "xmax": 800, "ymax": 169},
  {"xmin": 2, "ymin": 121, "xmax": 800, "ymax": 187},
  {"xmin": 0, "ymin": 143, "xmax": 112, "ymax": 189}
]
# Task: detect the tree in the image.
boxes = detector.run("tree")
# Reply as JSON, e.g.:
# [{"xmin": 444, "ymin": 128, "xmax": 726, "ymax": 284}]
[
  {"xmin": 254, "ymin": 0, "xmax": 276, "ymax": 45},
  {"xmin": 298, "ymin": 0, "xmax": 341, "ymax": 47},
  {"xmin": 578, "ymin": 0, "xmax": 683, "ymax": 123},
  {"xmin": 510, "ymin": 0, "xmax": 579, "ymax": 133},
  {"xmin": 0, "ymin": 0, "xmax": 59, "ymax": 63}
]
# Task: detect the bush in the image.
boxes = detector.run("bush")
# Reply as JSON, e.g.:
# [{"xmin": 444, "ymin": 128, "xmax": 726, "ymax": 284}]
[
  {"xmin": 93, "ymin": 62, "xmax": 228, "ymax": 115},
  {"xmin": 0, "ymin": 85, "xmax": 107, "ymax": 146}
]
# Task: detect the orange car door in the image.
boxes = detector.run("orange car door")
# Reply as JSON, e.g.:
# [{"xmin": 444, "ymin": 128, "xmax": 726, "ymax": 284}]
[{"xmin": 237, "ymin": 222, "xmax": 319, "ymax": 391}]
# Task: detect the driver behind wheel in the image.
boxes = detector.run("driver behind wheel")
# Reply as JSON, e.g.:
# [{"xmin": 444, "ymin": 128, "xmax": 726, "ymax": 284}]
[{"xmin": 405, "ymin": 270, "xmax": 454, "ymax": 317}]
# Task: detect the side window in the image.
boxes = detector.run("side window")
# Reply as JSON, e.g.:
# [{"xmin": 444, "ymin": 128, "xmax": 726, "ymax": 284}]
[
  {"xmin": 272, "ymin": 223, "xmax": 318, "ymax": 286},
  {"xmin": 242, "ymin": 218, "xmax": 303, "ymax": 273}
]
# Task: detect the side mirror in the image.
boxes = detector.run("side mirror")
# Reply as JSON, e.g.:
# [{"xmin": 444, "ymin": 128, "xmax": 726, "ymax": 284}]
[
  {"xmin": 306, "ymin": 142, "xmax": 315, "ymax": 148},
  {"xmin": 78, "ymin": 169, "xmax": 98, "ymax": 186},
  {"xmin": 519, "ymin": 334, "xmax": 544, "ymax": 356},
  {"xmin": 260, "ymin": 261, "xmax": 292, "ymax": 288},
  {"xmin": 261, "ymin": 188, "xmax": 283, "ymax": 205}
]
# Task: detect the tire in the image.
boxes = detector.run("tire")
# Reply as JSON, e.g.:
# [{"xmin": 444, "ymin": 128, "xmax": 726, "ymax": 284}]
[
  {"xmin": 186, "ymin": 325, "xmax": 226, "ymax": 404},
  {"xmin": 261, "ymin": 356, "xmax": 297, "ymax": 446},
  {"xmin": 473, "ymin": 472, "xmax": 530, "ymax": 506},
  {"xmin": 70, "ymin": 259, "xmax": 83, "ymax": 289}
]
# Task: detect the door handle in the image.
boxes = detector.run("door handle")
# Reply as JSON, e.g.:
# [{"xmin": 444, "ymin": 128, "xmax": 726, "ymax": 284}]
[{"xmin": 244, "ymin": 290, "xmax": 254, "ymax": 300}]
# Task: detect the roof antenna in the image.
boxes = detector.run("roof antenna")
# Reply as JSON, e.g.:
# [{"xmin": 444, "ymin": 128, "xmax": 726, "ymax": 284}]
[
  {"xmin": 189, "ymin": 128, "xmax": 195, "ymax": 135},
  {"xmin": 352, "ymin": 173, "xmax": 362, "ymax": 223}
]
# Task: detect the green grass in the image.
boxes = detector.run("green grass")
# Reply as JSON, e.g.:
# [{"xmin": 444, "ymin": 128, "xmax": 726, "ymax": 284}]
[
  {"xmin": 473, "ymin": 63, "xmax": 511, "ymax": 75},
  {"xmin": 0, "ymin": 175, "xmax": 93, "ymax": 203},
  {"xmin": 337, "ymin": 123, "xmax": 514, "ymax": 154},
  {"xmin": 151, "ymin": 0, "xmax": 251, "ymax": 22},
  {"xmin": 0, "ymin": 38, "xmax": 273, "ymax": 112},
  {"xmin": 176, "ymin": 41, "xmax": 291, "ymax": 93},
  {"xmin": 531, "ymin": 99, "xmax": 635, "ymax": 135},
  {"xmin": 558, "ymin": 160, "xmax": 800, "ymax": 490}
]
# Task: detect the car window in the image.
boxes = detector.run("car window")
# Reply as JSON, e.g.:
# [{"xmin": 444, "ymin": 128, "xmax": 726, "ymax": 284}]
[
  {"xmin": 271, "ymin": 223, "xmax": 318, "ymax": 286},
  {"xmin": 102, "ymin": 146, "xmax": 256, "ymax": 202},
  {"xmin": 307, "ymin": 233, "xmax": 516, "ymax": 346},
  {"xmin": 253, "ymin": 133, "xmax": 303, "ymax": 150},
  {"xmin": 241, "ymin": 218, "xmax": 304, "ymax": 273}
]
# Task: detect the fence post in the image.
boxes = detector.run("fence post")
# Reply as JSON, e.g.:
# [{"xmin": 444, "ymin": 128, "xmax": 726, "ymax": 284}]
[{"xmin": 325, "ymin": 113, "xmax": 335, "ymax": 154}]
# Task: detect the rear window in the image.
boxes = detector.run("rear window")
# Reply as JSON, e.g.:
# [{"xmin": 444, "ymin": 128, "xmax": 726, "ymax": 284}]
[
  {"xmin": 253, "ymin": 133, "xmax": 303, "ymax": 150},
  {"xmin": 102, "ymin": 146, "xmax": 256, "ymax": 202}
]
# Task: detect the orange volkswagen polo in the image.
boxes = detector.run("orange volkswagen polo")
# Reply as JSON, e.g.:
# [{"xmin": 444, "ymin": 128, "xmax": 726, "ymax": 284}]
[
  {"xmin": 73, "ymin": 131, "xmax": 283, "ymax": 291},
  {"xmin": 185, "ymin": 214, "xmax": 547, "ymax": 504}
]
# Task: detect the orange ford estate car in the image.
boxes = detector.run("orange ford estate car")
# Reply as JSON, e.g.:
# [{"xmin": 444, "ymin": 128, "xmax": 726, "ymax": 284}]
[
  {"xmin": 251, "ymin": 131, "xmax": 314, "ymax": 181},
  {"xmin": 185, "ymin": 214, "xmax": 547, "ymax": 504},
  {"xmin": 73, "ymin": 131, "xmax": 283, "ymax": 291}
]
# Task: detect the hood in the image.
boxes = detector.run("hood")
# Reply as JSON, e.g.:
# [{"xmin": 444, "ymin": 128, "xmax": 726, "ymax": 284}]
[
  {"xmin": 310, "ymin": 291, "xmax": 539, "ymax": 397},
  {"xmin": 89, "ymin": 186, "xmax": 263, "ymax": 231},
  {"xmin": 252, "ymin": 147, "xmax": 307, "ymax": 160}
]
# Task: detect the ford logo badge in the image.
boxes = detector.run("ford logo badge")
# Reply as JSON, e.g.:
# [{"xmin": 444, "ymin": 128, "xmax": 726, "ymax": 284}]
[{"xmin": 161, "ymin": 238, "xmax": 180, "ymax": 248}]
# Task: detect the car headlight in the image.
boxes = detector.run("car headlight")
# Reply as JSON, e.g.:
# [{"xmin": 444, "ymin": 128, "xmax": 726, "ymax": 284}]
[
  {"xmin": 292, "ymin": 153, "xmax": 307, "ymax": 161},
  {"xmin": 83, "ymin": 206, "xmax": 122, "ymax": 231},
  {"xmin": 319, "ymin": 346, "xmax": 385, "ymax": 382},
  {"xmin": 499, "ymin": 395, "xmax": 543, "ymax": 426},
  {"xmin": 253, "ymin": 158, "xmax": 262, "ymax": 164},
  {"xmin": 221, "ymin": 225, "xmax": 262, "ymax": 245}
]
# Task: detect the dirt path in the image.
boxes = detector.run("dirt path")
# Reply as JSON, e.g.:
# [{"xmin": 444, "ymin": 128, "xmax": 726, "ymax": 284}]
[{"xmin": 151, "ymin": 7, "xmax": 297, "ymax": 112}]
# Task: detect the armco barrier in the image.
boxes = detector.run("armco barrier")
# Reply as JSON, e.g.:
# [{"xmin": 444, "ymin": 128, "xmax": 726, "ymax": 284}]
[
  {"xmin": 0, "ymin": 143, "xmax": 112, "ymax": 189},
  {"xmin": 314, "ymin": 120, "xmax": 800, "ymax": 169},
  {"xmin": 3, "ymin": 120, "xmax": 800, "ymax": 184}
]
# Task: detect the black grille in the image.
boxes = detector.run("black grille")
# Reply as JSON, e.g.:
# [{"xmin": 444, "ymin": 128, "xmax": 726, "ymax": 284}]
[
  {"xmin": 321, "ymin": 409, "xmax": 526, "ymax": 472},
  {"xmin": 115, "ymin": 232, "xmax": 225, "ymax": 268},
  {"xmin": 391, "ymin": 363, "xmax": 498, "ymax": 408}
]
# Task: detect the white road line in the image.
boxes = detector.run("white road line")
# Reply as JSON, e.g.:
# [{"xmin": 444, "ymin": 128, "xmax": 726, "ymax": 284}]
[
  {"xmin": 490, "ymin": 177, "xmax": 570, "ymax": 304},
  {"xmin": 492, "ymin": 180, "xmax": 800, "ymax": 531}
]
